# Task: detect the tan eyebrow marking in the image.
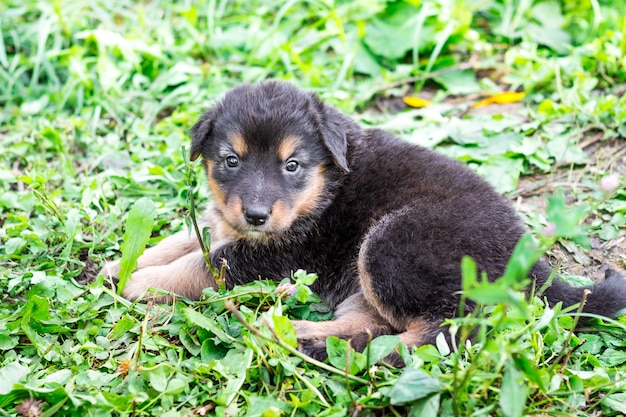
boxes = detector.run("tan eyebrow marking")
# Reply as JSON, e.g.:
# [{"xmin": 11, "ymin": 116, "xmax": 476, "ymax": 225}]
[
  {"xmin": 230, "ymin": 132, "xmax": 248, "ymax": 157},
  {"xmin": 277, "ymin": 135, "xmax": 300, "ymax": 161}
]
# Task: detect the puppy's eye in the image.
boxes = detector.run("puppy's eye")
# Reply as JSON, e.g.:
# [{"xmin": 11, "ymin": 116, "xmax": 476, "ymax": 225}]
[
  {"xmin": 285, "ymin": 160, "xmax": 299, "ymax": 172},
  {"xmin": 226, "ymin": 155, "xmax": 239, "ymax": 168}
]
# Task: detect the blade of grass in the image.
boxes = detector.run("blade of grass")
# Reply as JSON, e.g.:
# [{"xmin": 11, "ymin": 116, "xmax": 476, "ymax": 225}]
[
  {"xmin": 415, "ymin": 17, "xmax": 454, "ymax": 93},
  {"xmin": 117, "ymin": 197, "xmax": 156, "ymax": 295}
]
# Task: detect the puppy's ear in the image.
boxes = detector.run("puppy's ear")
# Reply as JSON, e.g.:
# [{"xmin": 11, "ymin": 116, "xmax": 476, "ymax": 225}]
[
  {"xmin": 312, "ymin": 94, "xmax": 349, "ymax": 173},
  {"xmin": 321, "ymin": 117, "xmax": 349, "ymax": 173},
  {"xmin": 190, "ymin": 110, "xmax": 215, "ymax": 161}
]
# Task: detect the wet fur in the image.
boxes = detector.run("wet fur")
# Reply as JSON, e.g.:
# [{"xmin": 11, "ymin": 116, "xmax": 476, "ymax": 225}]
[{"xmin": 103, "ymin": 81, "xmax": 626, "ymax": 363}]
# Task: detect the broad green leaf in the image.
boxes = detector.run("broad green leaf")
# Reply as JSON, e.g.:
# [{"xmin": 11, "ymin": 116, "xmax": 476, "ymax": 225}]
[
  {"xmin": 201, "ymin": 338, "xmax": 229, "ymax": 363},
  {"xmin": 579, "ymin": 334, "xmax": 604, "ymax": 354},
  {"xmin": 362, "ymin": 3, "xmax": 430, "ymax": 60},
  {"xmin": 179, "ymin": 328, "xmax": 202, "ymax": 356},
  {"xmin": 20, "ymin": 321, "xmax": 55, "ymax": 357},
  {"xmin": 389, "ymin": 368, "xmax": 443, "ymax": 405},
  {"xmin": 217, "ymin": 350, "xmax": 253, "ymax": 405},
  {"xmin": 354, "ymin": 42, "xmax": 382, "ymax": 77},
  {"xmin": 109, "ymin": 315, "xmax": 137, "ymax": 340},
  {"xmin": 408, "ymin": 394, "xmax": 440, "ymax": 417},
  {"xmin": 19, "ymin": 295, "xmax": 57, "ymax": 356},
  {"xmin": 183, "ymin": 308, "xmax": 239, "ymax": 346},
  {"xmin": 5, "ymin": 237, "xmax": 26, "ymax": 255},
  {"xmin": 75, "ymin": 370, "xmax": 115, "ymax": 387},
  {"xmin": 293, "ymin": 285, "xmax": 314, "ymax": 304},
  {"xmin": 0, "ymin": 362, "xmax": 29, "ymax": 395},
  {"xmin": 117, "ymin": 197, "xmax": 157, "ymax": 295},
  {"xmin": 366, "ymin": 335, "xmax": 400, "ymax": 364},
  {"xmin": 527, "ymin": 2, "xmax": 571, "ymax": 53},
  {"xmin": 413, "ymin": 344, "xmax": 442, "ymax": 362},
  {"xmin": 466, "ymin": 283, "xmax": 520, "ymax": 305},
  {"xmin": 20, "ymin": 95, "xmax": 50, "ymax": 115},
  {"xmin": 273, "ymin": 315, "xmax": 297, "ymax": 348},
  {"xmin": 293, "ymin": 269, "xmax": 317, "ymax": 286},
  {"xmin": 0, "ymin": 335, "xmax": 18, "ymax": 350},
  {"xmin": 22, "ymin": 294, "xmax": 50, "ymax": 322},
  {"xmin": 602, "ymin": 393, "xmax": 626, "ymax": 414},
  {"xmin": 63, "ymin": 208, "xmax": 80, "ymax": 239},
  {"xmin": 598, "ymin": 224, "xmax": 619, "ymax": 241},
  {"xmin": 198, "ymin": 224, "xmax": 211, "ymax": 245},
  {"xmin": 545, "ymin": 135, "xmax": 589, "ymax": 166},
  {"xmin": 247, "ymin": 395, "xmax": 291, "ymax": 417},
  {"xmin": 598, "ymin": 348, "xmax": 626, "ymax": 367},
  {"xmin": 148, "ymin": 366, "xmax": 168, "ymax": 392},
  {"xmin": 512, "ymin": 354, "xmax": 547, "ymax": 391},
  {"xmin": 546, "ymin": 191, "xmax": 590, "ymax": 248},
  {"xmin": 326, "ymin": 337, "xmax": 366, "ymax": 375},
  {"xmin": 435, "ymin": 70, "xmax": 480, "ymax": 94},
  {"xmin": 500, "ymin": 361, "xmax": 527, "ymax": 417},
  {"xmin": 165, "ymin": 378, "xmax": 188, "ymax": 395},
  {"xmin": 568, "ymin": 368, "xmax": 611, "ymax": 386},
  {"xmin": 475, "ymin": 156, "xmax": 524, "ymax": 194}
]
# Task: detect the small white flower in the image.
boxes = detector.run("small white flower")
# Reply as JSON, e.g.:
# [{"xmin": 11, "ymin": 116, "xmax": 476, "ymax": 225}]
[
  {"xmin": 276, "ymin": 282, "xmax": 296, "ymax": 298},
  {"xmin": 600, "ymin": 174, "xmax": 620, "ymax": 193}
]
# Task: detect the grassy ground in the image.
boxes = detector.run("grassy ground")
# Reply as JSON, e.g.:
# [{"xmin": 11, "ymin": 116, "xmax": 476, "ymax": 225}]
[{"xmin": 1, "ymin": 0, "xmax": 626, "ymax": 416}]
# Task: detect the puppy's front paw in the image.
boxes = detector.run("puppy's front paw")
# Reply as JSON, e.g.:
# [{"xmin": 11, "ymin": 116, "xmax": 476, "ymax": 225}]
[
  {"xmin": 99, "ymin": 260, "xmax": 121, "ymax": 280},
  {"xmin": 121, "ymin": 267, "xmax": 170, "ymax": 302},
  {"xmin": 292, "ymin": 320, "xmax": 324, "ymax": 340},
  {"xmin": 292, "ymin": 320, "xmax": 331, "ymax": 361},
  {"xmin": 121, "ymin": 253, "xmax": 216, "ymax": 302}
]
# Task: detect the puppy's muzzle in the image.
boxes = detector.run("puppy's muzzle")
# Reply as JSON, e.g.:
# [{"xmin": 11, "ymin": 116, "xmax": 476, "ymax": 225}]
[{"xmin": 244, "ymin": 205, "xmax": 270, "ymax": 226}]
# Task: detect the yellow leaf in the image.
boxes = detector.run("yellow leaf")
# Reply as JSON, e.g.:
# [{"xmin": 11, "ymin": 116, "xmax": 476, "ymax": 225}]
[
  {"xmin": 471, "ymin": 97, "xmax": 495, "ymax": 108},
  {"xmin": 472, "ymin": 91, "xmax": 525, "ymax": 108},
  {"xmin": 492, "ymin": 91, "xmax": 526, "ymax": 103},
  {"xmin": 403, "ymin": 96, "xmax": 433, "ymax": 108}
]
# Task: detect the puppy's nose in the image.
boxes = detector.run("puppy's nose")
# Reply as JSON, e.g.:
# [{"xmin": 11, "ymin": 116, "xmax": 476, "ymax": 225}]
[{"xmin": 244, "ymin": 206, "xmax": 270, "ymax": 226}]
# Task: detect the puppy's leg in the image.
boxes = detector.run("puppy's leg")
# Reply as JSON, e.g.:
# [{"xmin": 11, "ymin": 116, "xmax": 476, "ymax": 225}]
[
  {"xmin": 293, "ymin": 293, "xmax": 394, "ymax": 360},
  {"xmin": 357, "ymin": 207, "xmax": 460, "ymax": 348},
  {"xmin": 100, "ymin": 229, "xmax": 202, "ymax": 279},
  {"xmin": 122, "ymin": 250, "xmax": 217, "ymax": 302},
  {"xmin": 101, "ymin": 219, "xmax": 232, "ymax": 302},
  {"xmin": 295, "ymin": 207, "xmax": 462, "ymax": 360}
]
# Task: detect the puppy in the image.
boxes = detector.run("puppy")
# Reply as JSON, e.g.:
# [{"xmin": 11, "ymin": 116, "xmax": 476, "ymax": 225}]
[{"xmin": 102, "ymin": 81, "xmax": 626, "ymax": 360}]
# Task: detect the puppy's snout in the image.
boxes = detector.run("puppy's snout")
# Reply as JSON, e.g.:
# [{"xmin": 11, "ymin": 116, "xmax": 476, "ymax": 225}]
[{"xmin": 244, "ymin": 206, "xmax": 270, "ymax": 226}]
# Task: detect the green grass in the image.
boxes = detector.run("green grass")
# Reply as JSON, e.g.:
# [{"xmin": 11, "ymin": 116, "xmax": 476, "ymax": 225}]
[{"xmin": 1, "ymin": 0, "xmax": 626, "ymax": 415}]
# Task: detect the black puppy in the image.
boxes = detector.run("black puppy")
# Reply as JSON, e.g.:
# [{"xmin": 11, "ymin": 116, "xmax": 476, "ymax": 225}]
[{"xmin": 103, "ymin": 81, "xmax": 626, "ymax": 359}]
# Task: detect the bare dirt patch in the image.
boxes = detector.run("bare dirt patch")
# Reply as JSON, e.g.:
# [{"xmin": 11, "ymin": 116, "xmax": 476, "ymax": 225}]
[{"xmin": 514, "ymin": 137, "xmax": 626, "ymax": 281}]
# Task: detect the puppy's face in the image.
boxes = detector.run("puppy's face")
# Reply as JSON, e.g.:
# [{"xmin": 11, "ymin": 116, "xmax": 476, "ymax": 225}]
[
  {"xmin": 205, "ymin": 131, "xmax": 329, "ymax": 241},
  {"xmin": 190, "ymin": 82, "xmax": 348, "ymax": 243}
]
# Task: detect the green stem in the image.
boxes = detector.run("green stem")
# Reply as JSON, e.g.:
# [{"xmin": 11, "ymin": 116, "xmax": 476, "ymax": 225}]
[{"xmin": 225, "ymin": 301, "xmax": 370, "ymax": 385}]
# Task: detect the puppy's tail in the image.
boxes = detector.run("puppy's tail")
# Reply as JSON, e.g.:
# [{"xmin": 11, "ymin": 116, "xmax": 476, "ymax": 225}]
[{"xmin": 542, "ymin": 269, "xmax": 626, "ymax": 318}]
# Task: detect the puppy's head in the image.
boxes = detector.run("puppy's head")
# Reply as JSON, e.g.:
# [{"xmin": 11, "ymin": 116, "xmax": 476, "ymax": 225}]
[{"xmin": 190, "ymin": 81, "xmax": 349, "ymax": 243}]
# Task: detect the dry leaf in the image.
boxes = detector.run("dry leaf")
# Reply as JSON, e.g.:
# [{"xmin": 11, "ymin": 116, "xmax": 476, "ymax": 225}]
[
  {"xmin": 472, "ymin": 91, "xmax": 525, "ymax": 108},
  {"xmin": 116, "ymin": 359, "xmax": 133, "ymax": 376},
  {"xmin": 403, "ymin": 96, "xmax": 433, "ymax": 108}
]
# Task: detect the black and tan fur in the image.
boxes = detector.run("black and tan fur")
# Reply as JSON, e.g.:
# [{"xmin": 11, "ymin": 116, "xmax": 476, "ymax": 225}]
[{"xmin": 102, "ymin": 81, "xmax": 626, "ymax": 361}]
